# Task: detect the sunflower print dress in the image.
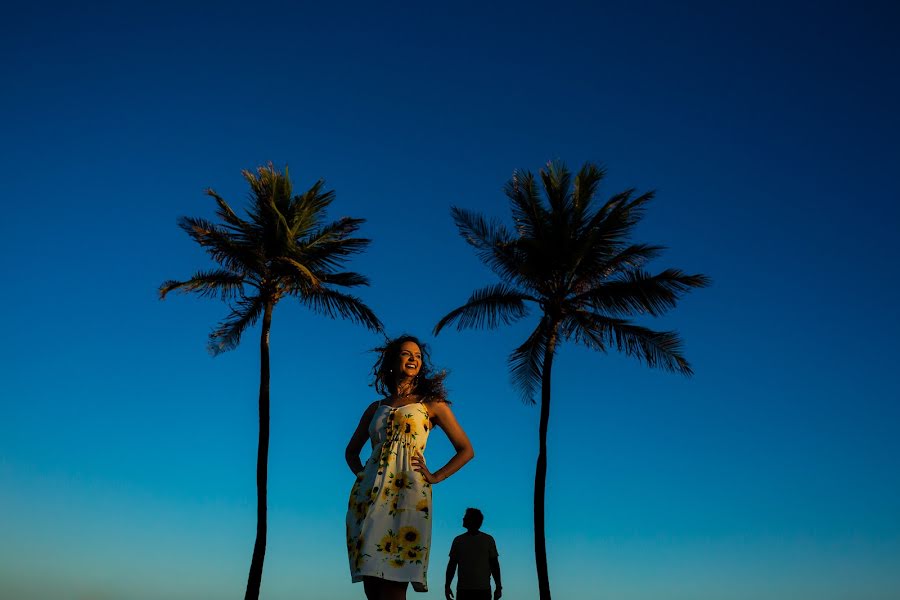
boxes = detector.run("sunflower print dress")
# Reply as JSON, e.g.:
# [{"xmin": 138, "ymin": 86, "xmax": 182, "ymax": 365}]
[{"xmin": 347, "ymin": 400, "xmax": 432, "ymax": 592}]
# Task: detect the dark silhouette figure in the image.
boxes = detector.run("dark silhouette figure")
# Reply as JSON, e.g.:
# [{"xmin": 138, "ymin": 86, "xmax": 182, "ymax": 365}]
[{"xmin": 445, "ymin": 508, "xmax": 502, "ymax": 600}]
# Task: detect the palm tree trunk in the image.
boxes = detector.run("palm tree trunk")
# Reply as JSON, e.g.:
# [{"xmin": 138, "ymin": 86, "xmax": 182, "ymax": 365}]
[
  {"xmin": 244, "ymin": 301, "xmax": 273, "ymax": 600},
  {"xmin": 535, "ymin": 325, "xmax": 558, "ymax": 600}
]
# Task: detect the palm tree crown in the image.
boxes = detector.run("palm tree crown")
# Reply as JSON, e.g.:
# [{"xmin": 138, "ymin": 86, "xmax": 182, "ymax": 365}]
[
  {"xmin": 160, "ymin": 163, "xmax": 382, "ymax": 348},
  {"xmin": 435, "ymin": 160, "xmax": 709, "ymax": 402}
]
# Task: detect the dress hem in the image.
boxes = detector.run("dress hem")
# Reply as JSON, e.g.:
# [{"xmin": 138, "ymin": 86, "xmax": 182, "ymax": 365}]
[{"xmin": 351, "ymin": 573, "xmax": 428, "ymax": 592}]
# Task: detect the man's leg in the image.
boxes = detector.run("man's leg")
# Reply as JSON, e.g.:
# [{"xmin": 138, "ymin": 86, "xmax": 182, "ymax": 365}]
[{"xmin": 456, "ymin": 590, "xmax": 492, "ymax": 600}]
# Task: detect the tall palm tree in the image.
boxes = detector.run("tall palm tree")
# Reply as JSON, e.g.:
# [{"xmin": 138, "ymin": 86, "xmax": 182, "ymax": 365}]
[
  {"xmin": 434, "ymin": 161, "xmax": 709, "ymax": 600},
  {"xmin": 160, "ymin": 164, "xmax": 382, "ymax": 600}
]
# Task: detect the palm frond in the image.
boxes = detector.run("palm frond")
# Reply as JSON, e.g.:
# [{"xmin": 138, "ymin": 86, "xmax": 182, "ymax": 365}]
[
  {"xmin": 259, "ymin": 188, "xmax": 294, "ymax": 255},
  {"xmin": 208, "ymin": 295, "xmax": 265, "ymax": 355},
  {"xmin": 159, "ymin": 269, "xmax": 247, "ymax": 300},
  {"xmin": 590, "ymin": 187, "xmax": 635, "ymax": 228},
  {"xmin": 586, "ymin": 188, "xmax": 651, "ymax": 238},
  {"xmin": 540, "ymin": 160, "xmax": 572, "ymax": 216},
  {"xmin": 598, "ymin": 244, "xmax": 666, "ymax": 276},
  {"xmin": 294, "ymin": 286, "xmax": 383, "ymax": 332},
  {"xmin": 304, "ymin": 216, "xmax": 365, "ymax": 247},
  {"xmin": 177, "ymin": 216, "xmax": 262, "ymax": 275},
  {"xmin": 570, "ymin": 242, "xmax": 666, "ymax": 292},
  {"xmin": 243, "ymin": 164, "xmax": 294, "ymax": 212},
  {"xmin": 298, "ymin": 217, "xmax": 369, "ymax": 272},
  {"xmin": 577, "ymin": 190, "xmax": 656, "ymax": 268},
  {"xmin": 242, "ymin": 165, "xmax": 296, "ymax": 250},
  {"xmin": 565, "ymin": 310, "xmax": 693, "ymax": 375},
  {"xmin": 574, "ymin": 269, "xmax": 710, "ymax": 317},
  {"xmin": 205, "ymin": 188, "xmax": 252, "ymax": 232},
  {"xmin": 300, "ymin": 238, "xmax": 371, "ymax": 273},
  {"xmin": 450, "ymin": 206, "xmax": 523, "ymax": 285},
  {"xmin": 289, "ymin": 180, "xmax": 335, "ymax": 238},
  {"xmin": 504, "ymin": 170, "xmax": 549, "ymax": 239},
  {"xmin": 571, "ymin": 162, "xmax": 606, "ymax": 226},
  {"xmin": 321, "ymin": 271, "xmax": 370, "ymax": 287},
  {"xmin": 433, "ymin": 283, "xmax": 534, "ymax": 334},
  {"xmin": 450, "ymin": 206, "xmax": 513, "ymax": 249},
  {"xmin": 273, "ymin": 256, "xmax": 321, "ymax": 288},
  {"xmin": 508, "ymin": 318, "xmax": 550, "ymax": 405},
  {"xmin": 605, "ymin": 190, "xmax": 655, "ymax": 232},
  {"xmin": 559, "ymin": 310, "xmax": 607, "ymax": 353}
]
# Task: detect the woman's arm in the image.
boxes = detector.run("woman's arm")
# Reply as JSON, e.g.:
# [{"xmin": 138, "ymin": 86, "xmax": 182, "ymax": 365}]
[
  {"xmin": 412, "ymin": 401, "xmax": 474, "ymax": 484},
  {"xmin": 345, "ymin": 401, "xmax": 378, "ymax": 475}
]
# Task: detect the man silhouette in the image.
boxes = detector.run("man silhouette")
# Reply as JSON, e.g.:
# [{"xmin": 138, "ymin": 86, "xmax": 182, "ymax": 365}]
[{"xmin": 445, "ymin": 508, "xmax": 502, "ymax": 600}]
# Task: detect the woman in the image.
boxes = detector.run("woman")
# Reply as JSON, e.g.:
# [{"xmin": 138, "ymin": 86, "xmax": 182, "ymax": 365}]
[{"xmin": 345, "ymin": 335, "xmax": 474, "ymax": 600}]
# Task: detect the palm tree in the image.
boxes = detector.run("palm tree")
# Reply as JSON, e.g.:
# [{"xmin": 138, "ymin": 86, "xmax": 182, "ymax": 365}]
[
  {"xmin": 160, "ymin": 164, "xmax": 382, "ymax": 600},
  {"xmin": 434, "ymin": 161, "xmax": 709, "ymax": 600}
]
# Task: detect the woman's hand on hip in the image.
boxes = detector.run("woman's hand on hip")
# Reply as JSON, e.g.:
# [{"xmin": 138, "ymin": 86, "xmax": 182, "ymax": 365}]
[{"xmin": 412, "ymin": 452, "xmax": 439, "ymax": 484}]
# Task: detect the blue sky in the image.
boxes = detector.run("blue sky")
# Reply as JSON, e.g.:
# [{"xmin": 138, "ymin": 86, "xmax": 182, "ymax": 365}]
[{"xmin": 2, "ymin": 1, "xmax": 899, "ymax": 599}]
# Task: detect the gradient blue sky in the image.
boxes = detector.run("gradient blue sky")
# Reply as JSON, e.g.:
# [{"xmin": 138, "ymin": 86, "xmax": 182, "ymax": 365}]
[{"xmin": 2, "ymin": 1, "xmax": 899, "ymax": 599}]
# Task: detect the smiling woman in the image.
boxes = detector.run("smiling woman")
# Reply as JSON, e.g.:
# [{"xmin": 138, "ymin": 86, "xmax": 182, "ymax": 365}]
[{"xmin": 344, "ymin": 335, "xmax": 475, "ymax": 600}]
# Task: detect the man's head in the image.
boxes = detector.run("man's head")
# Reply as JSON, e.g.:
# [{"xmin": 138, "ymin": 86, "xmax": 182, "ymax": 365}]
[{"xmin": 463, "ymin": 507, "xmax": 484, "ymax": 531}]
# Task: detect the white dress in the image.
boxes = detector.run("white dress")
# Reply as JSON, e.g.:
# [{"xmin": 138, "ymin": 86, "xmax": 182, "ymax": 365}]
[{"xmin": 346, "ymin": 400, "xmax": 433, "ymax": 591}]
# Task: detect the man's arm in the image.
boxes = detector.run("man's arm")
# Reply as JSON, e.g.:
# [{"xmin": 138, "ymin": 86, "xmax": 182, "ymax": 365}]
[
  {"xmin": 445, "ymin": 556, "xmax": 458, "ymax": 600},
  {"xmin": 490, "ymin": 542, "xmax": 502, "ymax": 599}
]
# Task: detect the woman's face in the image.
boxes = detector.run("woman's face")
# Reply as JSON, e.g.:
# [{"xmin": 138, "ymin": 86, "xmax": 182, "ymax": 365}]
[{"xmin": 394, "ymin": 341, "xmax": 423, "ymax": 379}]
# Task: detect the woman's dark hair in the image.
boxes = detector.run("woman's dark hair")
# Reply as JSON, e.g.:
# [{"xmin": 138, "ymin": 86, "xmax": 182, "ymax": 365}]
[{"xmin": 371, "ymin": 334, "xmax": 449, "ymax": 403}]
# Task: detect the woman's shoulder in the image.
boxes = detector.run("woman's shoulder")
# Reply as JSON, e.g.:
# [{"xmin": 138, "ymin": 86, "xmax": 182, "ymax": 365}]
[
  {"xmin": 362, "ymin": 399, "xmax": 384, "ymax": 416},
  {"xmin": 423, "ymin": 398, "xmax": 452, "ymax": 415}
]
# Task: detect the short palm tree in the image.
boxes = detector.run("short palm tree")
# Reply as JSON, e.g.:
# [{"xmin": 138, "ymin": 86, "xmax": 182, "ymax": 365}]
[
  {"xmin": 160, "ymin": 164, "xmax": 382, "ymax": 600},
  {"xmin": 434, "ymin": 161, "xmax": 709, "ymax": 600}
]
